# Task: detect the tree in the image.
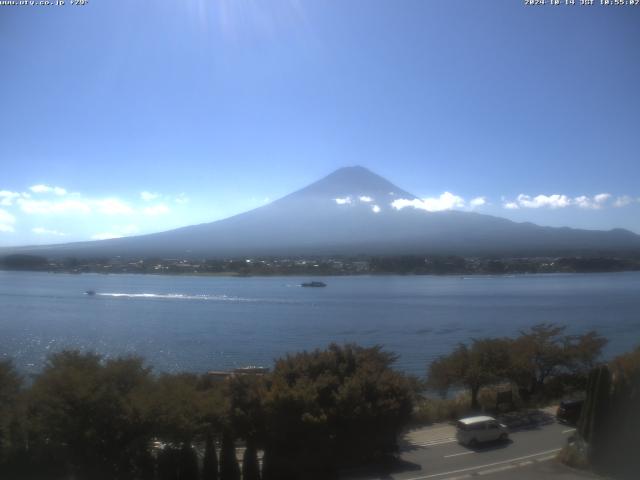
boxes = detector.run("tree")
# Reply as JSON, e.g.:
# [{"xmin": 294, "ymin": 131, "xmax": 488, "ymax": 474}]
[
  {"xmin": 241, "ymin": 440, "xmax": 260, "ymax": 480},
  {"xmin": 26, "ymin": 351, "xmax": 155, "ymax": 480},
  {"xmin": 156, "ymin": 444, "xmax": 197, "ymax": 480},
  {"xmin": 0, "ymin": 360, "xmax": 22, "ymax": 466},
  {"xmin": 1, "ymin": 254, "xmax": 48, "ymax": 270},
  {"xmin": 225, "ymin": 374, "xmax": 265, "ymax": 479},
  {"xmin": 226, "ymin": 374, "xmax": 267, "ymax": 446},
  {"xmin": 564, "ymin": 331, "xmax": 608, "ymax": 375},
  {"xmin": 219, "ymin": 429, "xmax": 240, "ymax": 480},
  {"xmin": 580, "ymin": 346, "xmax": 640, "ymax": 477},
  {"xmin": 508, "ymin": 324, "xmax": 606, "ymax": 399},
  {"xmin": 263, "ymin": 344, "xmax": 415, "ymax": 478},
  {"xmin": 145, "ymin": 373, "xmax": 224, "ymax": 445},
  {"xmin": 578, "ymin": 365, "xmax": 611, "ymax": 452},
  {"xmin": 157, "ymin": 447, "xmax": 180, "ymax": 480},
  {"xmin": 608, "ymin": 346, "xmax": 640, "ymax": 476},
  {"xmin": 202, "ymin": 435, "xmax": 219, "ymax": 480},
  {"xmin": 512, "ymin": 324, "xmax": 567, "ymax": 395},
  {"xmin": 427, "ymin": 338, "xmax": 510, "ymax": 409},
  {"xmin": 177, "ymin": 443, "xmax": 199, "ymax": 480}
]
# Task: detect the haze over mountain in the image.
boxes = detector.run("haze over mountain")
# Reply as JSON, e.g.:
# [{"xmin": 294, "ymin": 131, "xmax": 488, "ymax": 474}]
[{"xmin": 3, "ymin": 167, "xmax": 640, "ymax": 259}]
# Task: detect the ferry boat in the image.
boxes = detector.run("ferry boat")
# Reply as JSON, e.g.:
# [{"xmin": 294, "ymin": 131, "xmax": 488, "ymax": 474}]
[{"xmin": 301, "ymin": 281, "xmax": 327, "ymax": 287}]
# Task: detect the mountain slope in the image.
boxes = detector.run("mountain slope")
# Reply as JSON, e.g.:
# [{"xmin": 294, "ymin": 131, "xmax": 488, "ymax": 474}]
[{"xmin": 3, "ymin": 166, "xmax": 640, "ymax": 258}]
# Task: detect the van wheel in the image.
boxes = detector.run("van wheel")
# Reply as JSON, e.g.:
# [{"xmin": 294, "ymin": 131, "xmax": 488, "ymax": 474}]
[
  {"xmin": 469, "ymin": 438, "xmax": 478, "ymax": 447},
  {"xmin": 499, "ymin": 433, "xmax": 508, "ymax": 441}
]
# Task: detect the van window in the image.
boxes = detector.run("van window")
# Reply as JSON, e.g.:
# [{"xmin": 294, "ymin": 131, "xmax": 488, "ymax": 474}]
[{"xmin": 456, "ymin": 421, "xmax": 470, "ymax": 431}]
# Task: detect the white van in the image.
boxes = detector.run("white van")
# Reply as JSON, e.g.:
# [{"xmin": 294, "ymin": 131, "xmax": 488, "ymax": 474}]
[{"xmin": 455, "ymin": 416, "xmax": 509, "ymax": 446}]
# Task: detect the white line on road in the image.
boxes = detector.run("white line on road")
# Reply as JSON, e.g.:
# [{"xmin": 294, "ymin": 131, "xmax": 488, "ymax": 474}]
[
  {"xmin": 401, "ymin": 448, "xmax": 562, "ymax": 480},
  {"xmin": 412, "ymin": 438, "xmax": 457, "ymax": 447},
  {"xmin": 443, "ymin": 451, "xmax": 474, "ymax": 458},
  {"xmin": 477, "ymin": 464, "xmax": 515, "ymax": 475},
  {"xmin": 562, "ymin": 428, "xmax": 576, "ymax": 434},
  {"xmin": 535, "ymin": 454, "xmax": 558, "ymax": 462}
]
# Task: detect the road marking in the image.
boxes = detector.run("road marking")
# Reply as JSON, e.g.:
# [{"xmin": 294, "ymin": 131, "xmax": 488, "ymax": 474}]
[
  {"xmin": 444, "ymin": 451, "xmax": 474, "ymax": 458},
  {"xmin": 401, "ymin": 448, "xmax": 562, "ymax": 480},
  {"xmin": 535, "ymin": 454, "xmax": 557, "ymax": 462},
  {"xmin": 477, "ymin": 464, "xmax": 514, "ymax": 475},
  {"xmin": 412, "ymin": 438, "xmax": 457, "ymax": 447},
  {"xmin": 562, "ymin": 428, "xmax": 576, "ymax": 434},
  {"xmin": 475, "ymin": 454, "xmax": 556, "ymax": 476}
]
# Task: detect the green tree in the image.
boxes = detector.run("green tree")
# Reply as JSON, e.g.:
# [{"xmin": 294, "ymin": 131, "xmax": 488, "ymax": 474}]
[
  {"xmin": 581, "ymin": 346, "xmax": 640, "ymax": 478},
  {"xmin": 26, "ymin": 351, "xmax": 155, "ymax": 480},
  {"xmin": 219, "ymin": 429, "xmax": 240, "ymax": 480},
  {"xmin": 202, "ymin": 434, "xmax": 219, "ymax": 480},
  {"xmin": 264, "ymin": 343, "xmax": 414, "ymax": 479},
  {"xmin": 508, "ymin": 324, "xmax": 606, "ymax": 399},
  {"xmin": 158, "ymin": 447, "xmax": 180, "ymax": 480},
  {"xmin": 177, "ymin": 443, "xmax": 199, "ymax": 480},
  {"xmin": 509, "ymin": 324, "xmax": 568, "ymax": 396},
  {"xmin": 578, "ymin": 365, "xmax": 611, "ymax": 453},
  {"xmin": 145, "ymin": 373, "xmax": 224, "ymax": 445},
  {"xmin": 0, "ymin": 359, "xmax": 22, "ymax": 466},
  {"xmin": 427, "ymin": 338, "xmax": 510, "ymax": 409},
  {"xmin": 564, "ymin": 331, "xmax": 608, "ymax": 375},
  {"xmin": 241, "ymin": 440, "xmax": 260, "ymax": 480},
  {"xmin": 226, "ymin": 374, "xmax": 267, "ymax": 445}
]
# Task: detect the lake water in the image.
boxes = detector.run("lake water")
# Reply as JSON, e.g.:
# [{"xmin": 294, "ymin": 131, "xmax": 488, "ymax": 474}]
[{"xmin": 1, "ymin": 271, "xmax": 639, "ymax": 378}]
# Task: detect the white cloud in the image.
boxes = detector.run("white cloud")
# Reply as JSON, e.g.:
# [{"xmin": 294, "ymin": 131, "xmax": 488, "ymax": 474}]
[
  {"xmin": 371, "ymin": 204, "xmax": 381, "ymax": 213},
  {"xmin": 32, "ymin": 227, "xmax": 65, "ymax": 236},
  {"xmin": 175, "ymin": 193, "xmax": 189, "ymax": 204},
  {"xmin": 143, "ymin": 204, "xmax": 170, "ymax": 216},
  {"xmin": 96, "ymin": 198, "xmax": 133, "ymax": 215},
  {"xmin": 0, "ymin": 190, "xmax": 21, "ymax": 206},
  {"xmin": 574, "ymin": 193, "xmax": 610, "ymax": 209},
  {"xmin": 0, "ymin": 208, "xmax": 16, "ymax": 232},
  {"xmin": 19, "ymin": 196, "xmax": 135, "ymax": 216},
  {"xmin": 18, "ymin": 198, "xmax": 91, "ymax": 215},
  {"xmin": 469, "ymin": 197, "xmax": 486, "ymax": 208},
  {"xmin": 29, "ymin": 184, "xmax": 67, "ymax": 196},
  {"xmin": 391, "ymin": 192, "xmax": 465, "ymax": 212},
  {"xmin": 614, "ymin": 195, "xmax": 634, "ymax": 208},
  {"xmin": 91, "ymin": 232, "xmax": 124, "ymax": 240},
  {"xmin": 516, "ymin": 194, "xmax": 571, "ymax": 209},
  {"xmin": 335, "ymin": 197, "xmax": 351, "ymax": 205},
  {"xmin": 504, "ymin": 192, "xmax": 613, "ymax": 210},
  {"xmin": 91, "ymin": 224, "xmax": 138, "ymax": 241},
  {"xmin": 573, "ymin": 196, "xmax": 594, "ymax": 209},
  {"xmin": 140, "ymin": 191, "xmax": 160, "ymax": 201},
  {"xmin": 359, "ymin": 196, "xmax": 373, "ymax": 203}
]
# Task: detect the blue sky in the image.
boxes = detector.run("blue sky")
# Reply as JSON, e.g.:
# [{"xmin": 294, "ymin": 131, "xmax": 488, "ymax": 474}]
[{"xmin": 1, "ymin": 0, "xmax": 639, "ymax": 245}]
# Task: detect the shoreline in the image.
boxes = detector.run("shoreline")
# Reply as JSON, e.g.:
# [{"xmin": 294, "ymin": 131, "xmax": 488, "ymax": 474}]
[{"xmin": 1, "ymin": 268, "xmax": 639, "ymax": 279}]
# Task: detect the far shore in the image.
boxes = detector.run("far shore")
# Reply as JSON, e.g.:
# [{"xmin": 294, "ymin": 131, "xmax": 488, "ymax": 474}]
[{"xmin": 2, "ymin": 267, "xmax": 640, "ymax": 279}]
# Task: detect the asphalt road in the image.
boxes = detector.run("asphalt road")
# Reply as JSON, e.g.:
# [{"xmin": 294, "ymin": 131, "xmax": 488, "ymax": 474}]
[{"xmin": 341, "ymin": 412, "xmax": 594, "ymax": 480}]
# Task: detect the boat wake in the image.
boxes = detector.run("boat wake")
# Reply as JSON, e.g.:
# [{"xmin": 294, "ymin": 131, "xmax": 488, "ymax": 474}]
[
  {"xmin": 97, "ymin": 293, "xmax": 256, "ymax": 302},
  {"xmin": 95, "ymin": 292, "xmax": 302, "ymax": 305}
]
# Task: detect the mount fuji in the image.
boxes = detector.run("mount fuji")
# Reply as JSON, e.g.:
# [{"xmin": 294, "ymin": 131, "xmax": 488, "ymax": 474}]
[{"xmin": 4, "ymin": 166, "xmax": 640, "ymax": 259}]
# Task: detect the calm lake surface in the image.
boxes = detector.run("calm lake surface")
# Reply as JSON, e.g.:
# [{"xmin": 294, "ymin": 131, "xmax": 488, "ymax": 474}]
[{"xmin": 1, "ymin": 271, "xmax": 639, "ymax": 377}]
